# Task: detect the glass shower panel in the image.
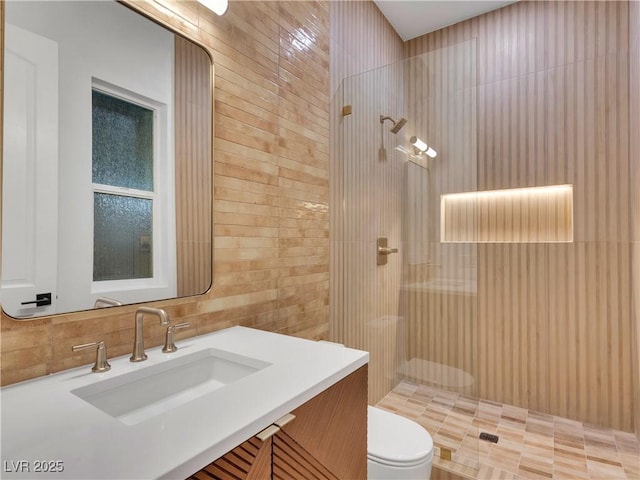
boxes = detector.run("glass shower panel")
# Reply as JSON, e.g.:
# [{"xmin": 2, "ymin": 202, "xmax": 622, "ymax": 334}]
[
  {"xmin": 401, "ymin": 40, "xmax": 478, "ymax": 396},
  {"xmin": 336, "ymin": 60, "xmax": 407, "ymax": 405},
  {"xmin": 334, "ymin": 39, "xmax": 479, "ymax": 474},
  {"xmin": 400, "ymin": 40, "xmax": 480, "ymax": 474}
]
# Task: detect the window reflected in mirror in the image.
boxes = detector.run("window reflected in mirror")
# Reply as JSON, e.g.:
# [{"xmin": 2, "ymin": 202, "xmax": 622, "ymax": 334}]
[
  {"xmin": 92, "ymin": 90, "xmax": 154, "ymax": 191},
  {"xmin": 93, "ymin": 193, "xmax": 153, "ymax": 281},
  {"xmin": 92, "ymin": 90, "xmax": 156, "ymax": 283}
]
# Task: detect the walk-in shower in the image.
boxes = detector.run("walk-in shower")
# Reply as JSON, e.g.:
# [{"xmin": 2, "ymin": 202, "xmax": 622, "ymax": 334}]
[{"xmin": 333, "ymin": 1, "xmax": 640, "ymax": 477}]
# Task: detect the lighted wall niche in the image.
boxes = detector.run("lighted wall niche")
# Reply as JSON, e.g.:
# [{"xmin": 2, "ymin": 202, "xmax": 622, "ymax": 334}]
[{"xmin": 440, "ymin": 185, "xmax": 573, "ymax": 243}]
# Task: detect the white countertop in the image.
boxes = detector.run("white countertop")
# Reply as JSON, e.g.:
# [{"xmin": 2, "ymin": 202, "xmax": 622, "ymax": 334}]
[{"xmin": 0, "ymin": 327, "xmax": 368, "ymax": 479}]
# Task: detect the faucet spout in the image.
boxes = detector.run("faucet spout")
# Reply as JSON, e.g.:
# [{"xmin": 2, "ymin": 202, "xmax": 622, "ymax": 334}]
[{"xmin": 130, "ymin": 307, "xmax": 170, "ymax": 362}]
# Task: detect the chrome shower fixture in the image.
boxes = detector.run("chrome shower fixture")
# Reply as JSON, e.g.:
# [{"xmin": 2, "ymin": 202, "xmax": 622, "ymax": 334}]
[{"xmin": 380, "ymin": 115, "xmax": 407, "ymax": 134}]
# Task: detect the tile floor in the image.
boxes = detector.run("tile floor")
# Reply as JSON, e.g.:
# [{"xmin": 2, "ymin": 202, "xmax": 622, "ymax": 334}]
[{"xmin": 377, "ymin": 381, "xmax": 640, "ymax": 480}]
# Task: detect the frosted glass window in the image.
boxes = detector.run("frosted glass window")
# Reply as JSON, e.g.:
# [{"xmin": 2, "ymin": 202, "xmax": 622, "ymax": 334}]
[
  {"xmin": 93, "ymin": 193, "xmax": 153, "ymax": 281},
  {"xmin": 92, "ymin": 90, "xmax": 153, "ymax": 191}
]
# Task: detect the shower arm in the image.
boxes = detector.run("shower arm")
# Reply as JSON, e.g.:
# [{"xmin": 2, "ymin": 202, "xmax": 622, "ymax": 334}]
[{"xmin": 379, "ymin": 115, "xmax": 407, "ymax": 134}]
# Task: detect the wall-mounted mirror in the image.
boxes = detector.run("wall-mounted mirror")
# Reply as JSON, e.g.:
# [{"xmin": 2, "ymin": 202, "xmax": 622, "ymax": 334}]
[{"xmin": 1, "ymin": 1, "xmax": 213, "ymax": 318}]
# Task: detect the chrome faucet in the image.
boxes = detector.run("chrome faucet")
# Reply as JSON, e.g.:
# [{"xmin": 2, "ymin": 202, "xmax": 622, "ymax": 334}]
[{"xmin": 130, "ymin": 307, "xmax": 170, "ymax": 362}]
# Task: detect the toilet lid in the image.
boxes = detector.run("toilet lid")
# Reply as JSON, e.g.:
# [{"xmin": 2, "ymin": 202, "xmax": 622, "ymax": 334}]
[{"xmin": 367, "ymin": 406, "xmax": 434, "ymax": 468}]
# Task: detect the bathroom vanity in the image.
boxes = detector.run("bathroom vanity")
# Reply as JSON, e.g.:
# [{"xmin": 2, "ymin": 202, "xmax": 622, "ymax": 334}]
[
  {"xmin": 191, "ymin": 364, "xmax": 368, "ymax": 479},
  {"xmin": 0, "ymin": 327, "xmax": 368, "ymax": 479}
]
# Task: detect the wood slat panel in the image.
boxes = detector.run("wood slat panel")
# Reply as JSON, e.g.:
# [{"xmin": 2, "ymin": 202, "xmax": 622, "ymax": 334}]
[
  {"xmin": 175, "ymin": 35, "xmax": 213, "ymax": 298},
  {"xmin": 272, "ymin": 430, "xmax": 338, "ymax": 480},
  {"xmin": 245, "ymin": 437, "xmax": 272, "ymax": 480},
  {"xmin": 187, "ymin": 437, "xmax": 270, "ymax": 480},
  {"xmin": 441, "ymin": 185, "xmax": 573, "ymax": 243},
  {"xmin": 630, "ymin": 0, "xmax": 640, "ymax": 442},
  {"xmin": 280, "ymin": 365, "xmax": 367, "ymax": 480},
  {"xmin": 404, "ymin": 0, "xmax": 635, "ymax": 432}
]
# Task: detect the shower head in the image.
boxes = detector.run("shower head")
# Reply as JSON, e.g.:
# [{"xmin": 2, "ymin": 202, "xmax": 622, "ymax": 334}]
[
  {"xmin": 380, "ymin": 115, "xmax": 408, "ymax": 134},
  {"xmin": 391, "ymin": 117, "xmax": 407, "ymax": 133}
]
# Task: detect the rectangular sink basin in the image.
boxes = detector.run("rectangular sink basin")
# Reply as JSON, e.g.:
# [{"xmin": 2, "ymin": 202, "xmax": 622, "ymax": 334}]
[{"xmin": 71, "ymin": 348, "xmax": 271, "ymax": 425}]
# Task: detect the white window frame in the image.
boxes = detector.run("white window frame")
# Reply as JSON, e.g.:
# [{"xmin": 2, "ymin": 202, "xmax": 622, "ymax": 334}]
[{"xmin": 90, "ymin": 78, "xmax": 176, "ymax": 300}]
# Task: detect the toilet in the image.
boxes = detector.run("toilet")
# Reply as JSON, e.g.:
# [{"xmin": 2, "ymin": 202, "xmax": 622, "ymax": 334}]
[
  {"xmin": 316, "ymin": 341, "xmax": 434, "ymax": 478},
  {"xmin": 368, "ymin": 406, "xmax": 434, "ymax": 479}
]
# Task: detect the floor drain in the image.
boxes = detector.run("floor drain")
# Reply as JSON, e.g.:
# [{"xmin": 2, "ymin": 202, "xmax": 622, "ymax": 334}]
[{"xmin": 479, "ymin": 432, "xmax": 499, "ymax": 443}]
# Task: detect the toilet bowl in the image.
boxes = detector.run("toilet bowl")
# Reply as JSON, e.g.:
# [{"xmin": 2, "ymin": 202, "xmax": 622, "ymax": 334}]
[{"xmin": 368, "ymin": 406, "xmax": 434, "ymax": 479}]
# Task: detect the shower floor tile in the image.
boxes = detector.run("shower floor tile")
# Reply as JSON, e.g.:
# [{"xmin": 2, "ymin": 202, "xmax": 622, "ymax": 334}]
[{"xmin": 376, "ymin": 381, "xmax": 640, "ymax": 480}]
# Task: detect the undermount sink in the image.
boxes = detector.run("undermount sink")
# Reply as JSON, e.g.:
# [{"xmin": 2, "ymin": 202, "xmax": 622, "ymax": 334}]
[
  {"xmin": 71, "ymin": 348, "xmax": 271, "ymax": 425},
  {"xmin": 1, "ymin": 327, "xmax": 369, "ymax": 479}
]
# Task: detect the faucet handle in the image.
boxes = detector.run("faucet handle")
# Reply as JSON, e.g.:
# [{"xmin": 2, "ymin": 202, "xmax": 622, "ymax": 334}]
[
  {"xmin": 162, "ymin": 322, "xmax": 191, "ymax": 353},
  {"xmin": 72, "ymin": 341, "xmax": 111, "ymax": 373}
]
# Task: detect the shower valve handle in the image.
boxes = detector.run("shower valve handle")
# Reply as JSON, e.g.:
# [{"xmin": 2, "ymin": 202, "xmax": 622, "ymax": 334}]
[{"xmin": 377, "ymin": 237, "xmax": 397, "ymax": 265}]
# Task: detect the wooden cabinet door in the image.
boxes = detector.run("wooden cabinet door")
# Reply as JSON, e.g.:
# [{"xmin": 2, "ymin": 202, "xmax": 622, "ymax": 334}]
[
  {"xmin": 276, "ymin": 365, "xmax": 368, "ymax": 480},
  {"xmin": 188, "ymin": 436, "xmax": 272, "ymax": 480},
  {"xmin": 188, "ymin": 365, "xmax": 368, "ymax": 480},
  {"xmin": 272, "ymin": 429, "xmax": 338, "ymax": 480}
]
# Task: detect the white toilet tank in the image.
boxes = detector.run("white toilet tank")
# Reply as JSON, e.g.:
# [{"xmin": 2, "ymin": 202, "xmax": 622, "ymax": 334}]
[{"xmin": 367, "ymin": 406, "xmax": 434, "ymax": 480}]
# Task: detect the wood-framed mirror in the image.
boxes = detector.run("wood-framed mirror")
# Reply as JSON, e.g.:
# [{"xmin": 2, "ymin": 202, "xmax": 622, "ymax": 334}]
[{"xmin": 1, "ymin": 0, "xmax": 213, "ymax": 319}]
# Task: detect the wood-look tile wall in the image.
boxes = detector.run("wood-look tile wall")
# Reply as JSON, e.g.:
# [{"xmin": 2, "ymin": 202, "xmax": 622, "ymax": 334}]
[
  {"xmin": 328, "ymin": 1, "xmax": 404, "ymax": 404},
  {"xmin": 0, "ymin": 0, "xmax": 331, "ymax": 386},
  {"xmin": 175, "ymin": 35, "xmax": 212, "ymax": 297},
  {"xmin": 405, "ymin": 0, "xmax": 636, "ymax": 432}
]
